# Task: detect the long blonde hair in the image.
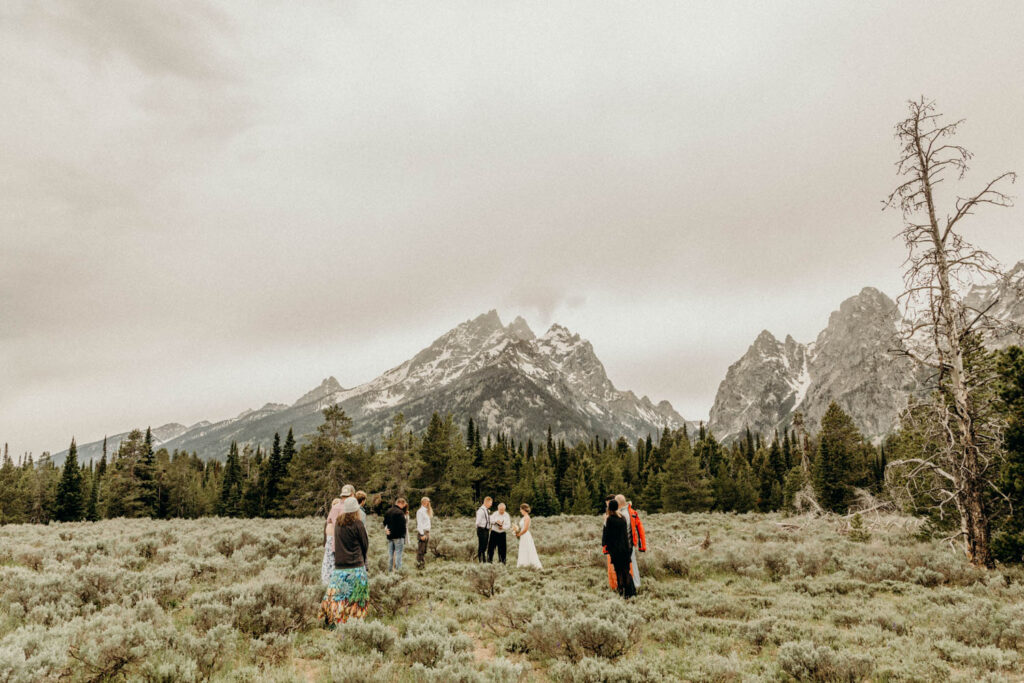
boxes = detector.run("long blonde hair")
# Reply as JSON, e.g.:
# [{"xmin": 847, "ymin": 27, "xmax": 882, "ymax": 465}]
[{"xmin": 421, "ymin": 497, "xmax": 433, "ymax": 518}]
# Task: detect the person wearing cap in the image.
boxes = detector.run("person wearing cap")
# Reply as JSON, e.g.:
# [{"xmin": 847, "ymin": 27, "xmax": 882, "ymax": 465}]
[
  {"xmin": 416, "ymin": 497, "xmax": 433, "ymax": 569},
  {"xmin": 320, "ymin": 497, "xmax": 370, "ymax": 627},
  {"xmin": 322, "ymin": 485, "xmax": 357, "ymax": 584}
]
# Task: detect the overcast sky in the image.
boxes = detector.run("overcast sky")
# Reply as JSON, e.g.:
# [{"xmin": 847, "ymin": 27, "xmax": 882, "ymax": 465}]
[{"xmin": 2, "ymin": 1, "xmax": 1023, "ymax": 455}]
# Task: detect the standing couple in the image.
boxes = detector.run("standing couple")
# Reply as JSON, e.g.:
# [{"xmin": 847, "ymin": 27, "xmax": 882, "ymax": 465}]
[
  {"xmin": 602, "ymin": 494, "xmax": 647, "ymax": 600},
  {"xmin": 475, "ymin": 496, "xmax": 542, "ymax": 568}
]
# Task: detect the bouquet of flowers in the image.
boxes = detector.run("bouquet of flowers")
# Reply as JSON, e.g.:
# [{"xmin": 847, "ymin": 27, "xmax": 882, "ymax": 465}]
[{"xmin": 511, "ymin": 522, "xmax": 521, "ymax": 535}]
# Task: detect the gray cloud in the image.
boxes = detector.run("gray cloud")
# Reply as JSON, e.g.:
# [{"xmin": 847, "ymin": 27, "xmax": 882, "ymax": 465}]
[{"xmin": 2, "ymin": 1, "xmax": 1023, "ymax": 453}]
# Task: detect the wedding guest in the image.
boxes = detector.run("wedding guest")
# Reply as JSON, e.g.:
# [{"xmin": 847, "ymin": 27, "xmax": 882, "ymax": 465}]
[
  {"xmin": 487, "ymin": 503, "xmax": 511, "ymax": 564},
  {"xmin": 320, "ymin": 497, "xmax": 369, "ymax": 627},
  {"xmin": 602, "ymin": 495, "xmax": 620, "ymax": 592},
  {"xmin": 355, "ymin": 490, "xmax": 368, "ymax": 521},
  {"xmin": 475, "ymin": 497, "xmax": 493, "ymax": 563},
  {"xmin": 602, "ymin": 499, "xmax": 635, "ymax": 599},
  {"xmin": 383, "ymin": 497, "xmax": 408, "ymax": 572},
  {"xmin": 321, "ymin": 497, "xmax": 343, "ymax": 585},
  {"xmin": 416, "ymin": 497, "xmax": 433, "ymax": 569}
]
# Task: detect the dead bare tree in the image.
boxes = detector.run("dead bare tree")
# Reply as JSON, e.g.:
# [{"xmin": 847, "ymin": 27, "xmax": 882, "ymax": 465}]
[{"xmin": 883, "ymin": 97, "xmax": 1016, "ymax": 568}]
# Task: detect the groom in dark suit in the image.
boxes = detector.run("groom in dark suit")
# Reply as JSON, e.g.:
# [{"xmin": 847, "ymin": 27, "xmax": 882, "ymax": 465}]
[{"xmin": 475, "ymin": 496, "xmax": 492, "ymax": 562}]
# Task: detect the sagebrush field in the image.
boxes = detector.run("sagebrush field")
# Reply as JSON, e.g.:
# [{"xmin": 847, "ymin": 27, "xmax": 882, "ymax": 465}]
[{"xmin": 2, "ymin": 512, "xmax": 1023, "ymax": 682}]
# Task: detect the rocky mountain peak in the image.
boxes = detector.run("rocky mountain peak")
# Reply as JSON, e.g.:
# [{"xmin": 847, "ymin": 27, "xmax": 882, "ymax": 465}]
[
  {"xmin": 542, "ymin": 322, "xmax": 577, "ymax": 341},
  {"xmin": 711, "ymin": 285, "xmax": 919, "ymax": 443},
  {"xmin": 152, "ymin": 423, "xmax": 188, "ymax": 442},
  {"xmin": 507, "ymin": 315, "xmax": 536, "ymax": 341},
  {"xmin": 293, "ymin": 376, "xmax": 344, "ymax": 407}
]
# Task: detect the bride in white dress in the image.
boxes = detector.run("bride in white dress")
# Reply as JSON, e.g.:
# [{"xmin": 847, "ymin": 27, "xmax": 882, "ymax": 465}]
[{"xmin": 515, "ymin": 503, "xmax": 542, "ymax": 569}]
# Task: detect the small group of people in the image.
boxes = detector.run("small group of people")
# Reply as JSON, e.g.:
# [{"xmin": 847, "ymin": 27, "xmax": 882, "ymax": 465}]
[
  {"xmin": 474, "ymin": 497, "xmax": 542, "ymax": 568},
  {"xmin": 602, "ymin": 493, "xmax": 647, "ymax": 599},
  {"xmin": 319, "ymin": 486, "xmax": 645, "ymax": 627},
  {"xmin": 320, "ymin": 489, "xmax": 435, "ymax": 628}
]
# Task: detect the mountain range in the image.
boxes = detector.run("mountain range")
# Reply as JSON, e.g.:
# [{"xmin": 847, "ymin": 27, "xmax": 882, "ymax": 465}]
[
  {"xmin": 57, "ymin": 262, "xmax": 1024, "ymax": 462},
  {"xmin": 62, "ymin": 312, "xmax": 687, "ymax": 462},
  {"xmin": 707, "ymin": 261, "xmax": 1024, "ymax": 443}
]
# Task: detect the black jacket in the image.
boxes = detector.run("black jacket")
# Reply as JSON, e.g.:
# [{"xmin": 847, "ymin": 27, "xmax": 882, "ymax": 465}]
[
  {"xmin": 383, "ymin": 506, "xmax": 407, "ymax": 539},
  {"xmin": 334, "ymin": 520, "xmax": 369, "ymax": 569},
  {"xmin": 602, "ymin": 514, "xmax": 632, "ymax": 564}
]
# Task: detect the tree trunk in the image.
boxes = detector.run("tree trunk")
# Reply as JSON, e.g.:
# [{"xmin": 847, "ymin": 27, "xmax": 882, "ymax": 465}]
[
  {"xmin": 914, "ymin": 120, "xmax": 994, "ymax": 568},
  {"xmin": 962, "ymin": 474, "xmax": 994, "ymax": 567}
]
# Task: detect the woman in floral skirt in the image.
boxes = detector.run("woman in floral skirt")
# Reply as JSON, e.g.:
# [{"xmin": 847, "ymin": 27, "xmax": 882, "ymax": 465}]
[{"xmin": 321, "ymin": 497, "xmax": 369, "ymax": 627}]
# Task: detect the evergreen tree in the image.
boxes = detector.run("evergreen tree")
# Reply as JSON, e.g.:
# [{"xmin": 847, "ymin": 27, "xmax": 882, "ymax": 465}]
[
  {"xmin": 371, "ymin": 413, "xmax": 423, "ymax": 502},
  {"xmin": 554, "ymin": 441, "xmax": 570, "ymax": 504},
  {"xmin": 282, "ymin": 428, "xmax": 296, "ymax": 468},
  {"xmin": 744, "ymin": 427, "xmax": 756, "ymax": 462},
  {"xmin": 135, "ymin": 427, "xmax": 158, "ymax": 516},
  {"xmin": 694, "ymin": 430, "xmax": 723, "ymax": 476},
  {"xmin": 278, "ymin": 406, "xmax": 364, "ymax": 516},
  {"xmin": 104, "ymin": 430, "xmax": 149, "ymax": 518},
  {"xmin": 480, "ymin": 437, "xmax": 514, "ymax": 503},
  {"xmin": 264, "ymin": 432, "xmax": 283, "ymax": 515},
  {"xmin": 417, "ymin": 413, "xmax": 448, "ymax": 493},
  {"xmin": 994, "ymin": 346, "xmax": 1024, "ymax": 563},
  {"xmin": 85, "ymin": 466, "xmax": 100, "ymax": 521},
  {"xmin": 660, "ymin": 444, "xmax": 713, "ymax": 512},
  {"xmin": 813, "ymin": 402, "xmax": 862, "ymax": 512},
  {"xmin": 218, "ymin": 441, "xmax": 243, "ymax": 516},
  {"xmin": 782, "ymin": 466, "xmax": 806, "ymax": 511},
  {"xmin": 568, "ymin": 457, "xmax": 594, "ymax": 514},
  {"xmin": 55, "ymin": 438, "xmax": 84, "ymax": 521}
]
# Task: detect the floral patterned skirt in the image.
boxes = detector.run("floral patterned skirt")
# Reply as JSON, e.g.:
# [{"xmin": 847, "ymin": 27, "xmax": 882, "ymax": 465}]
[{"xmin": 320, "ymin": 566, "xmax": 369, "ymax": 627}]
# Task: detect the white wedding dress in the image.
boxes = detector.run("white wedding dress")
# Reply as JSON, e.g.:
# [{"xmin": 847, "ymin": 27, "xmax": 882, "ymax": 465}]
[{"xmin": 516, "ymin": 516, "xmax": 542, "ymax": 569}]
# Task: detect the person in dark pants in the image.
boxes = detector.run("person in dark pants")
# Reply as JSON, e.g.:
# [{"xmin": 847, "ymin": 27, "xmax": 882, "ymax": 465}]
[
  {"xmin": 602, "ymin": 499, "xmax": 635, "ymax": 599},
  {"xmin": 383, "ymin": 497, "xmax": 408, "ymax": 573},
  {"xmin": 487, "ymin": 502, "xmax": 511, "ymax": 564},
  {"xmin": 415, "ymin": 497, "xmax": 432, "ymax": 569},
  {"xmin": 475, "ymin": 497, "xmax": 493, "ymax": 563}
]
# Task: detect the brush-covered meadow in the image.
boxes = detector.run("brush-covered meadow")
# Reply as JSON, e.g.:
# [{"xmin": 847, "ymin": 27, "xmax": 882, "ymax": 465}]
[{"xmin": 2, "ymin": 513, "xmax": 1024, "ymax": 682}]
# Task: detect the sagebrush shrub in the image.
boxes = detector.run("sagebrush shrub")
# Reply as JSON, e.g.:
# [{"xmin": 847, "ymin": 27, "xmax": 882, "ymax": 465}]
[
  {"xmin": 252, "ymin": 632, "xmax": 292, "ymax": 667},
  {"xmin": 336, "ymin": 619, "xmax": 397, "ymax": 654},
  {"xmin": 777, "ymin": 640, "xmax": 874, "ymax": 682},
  {"xmin": 550, "ymin": 655, "xmax": 670, "ymax": 682},
  {"xmin": 64, "ymin": 606, "xmax": 170, "ymax": 681},
  {"xmin": 934, "ymin": 639, "xmax": 1019, "ymax": 671},
  {"xmin": 399, "ymin": 632, "xmax": 451, "ymax": 667},
  {"xmin": 369, "ymin": 573, "xmax": 422, "ymax": 617},
  {"xmin": 467, "ymin": 563, "xmax": 506, "ymax": 598}
]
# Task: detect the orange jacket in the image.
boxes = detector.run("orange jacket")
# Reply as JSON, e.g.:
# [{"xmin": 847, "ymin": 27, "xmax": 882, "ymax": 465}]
[{"xmin": 628, "ymin": 505, "xmax": 646, "ymax": 552}]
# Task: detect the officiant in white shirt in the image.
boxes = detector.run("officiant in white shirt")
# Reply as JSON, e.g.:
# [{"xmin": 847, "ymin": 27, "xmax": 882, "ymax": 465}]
[{"xmin": 487, "ymin": 503, "xmax": 511, "ymax": 564}]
